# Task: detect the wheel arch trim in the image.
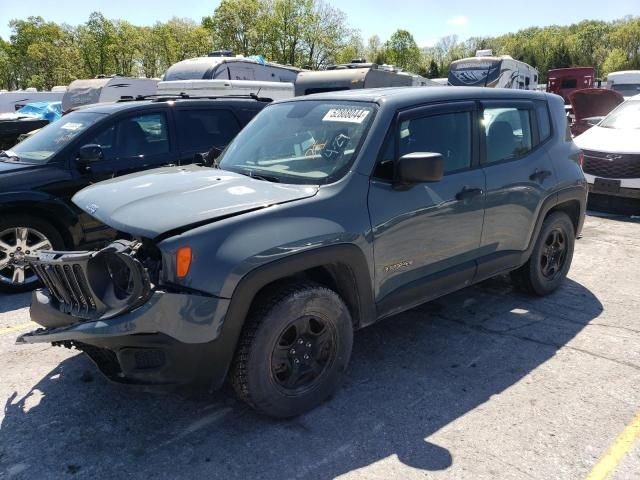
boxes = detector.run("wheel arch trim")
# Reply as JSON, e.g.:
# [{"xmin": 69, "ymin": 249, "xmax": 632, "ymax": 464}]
[{"xmin": 207, "ymin": 244, "xmax": 375, "ymax": 389}]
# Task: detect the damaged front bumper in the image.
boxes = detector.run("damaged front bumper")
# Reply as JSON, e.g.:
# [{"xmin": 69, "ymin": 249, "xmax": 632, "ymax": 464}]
[{"xmin": 18, "ymin": 241, "xmax": 233, "ymax": 387}]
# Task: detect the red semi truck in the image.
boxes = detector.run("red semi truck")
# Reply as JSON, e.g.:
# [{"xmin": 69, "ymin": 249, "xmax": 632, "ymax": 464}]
[{"xmin": 547, "ymin": 67, "xmax": 596, "ymax": 103}]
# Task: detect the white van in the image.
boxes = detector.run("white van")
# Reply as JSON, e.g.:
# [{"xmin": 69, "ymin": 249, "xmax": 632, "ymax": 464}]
[
  {"xmin": 157, "ymin": 79, "xmax": 294, "ymax": 101},
  {"xmin": 606, "ymin": 71, "xmax": 640, "ymax": 99},
  {"xmin": 61, "ymin": 77, "xmax": 158, "ymax": 112},
  {"xmin": 0, "ymin": 88, "xmax": 67, "ymax": 113}
]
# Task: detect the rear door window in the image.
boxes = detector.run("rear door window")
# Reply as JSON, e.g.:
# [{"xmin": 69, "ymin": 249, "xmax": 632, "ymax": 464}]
[
  {"xmin": 176, "ymin": 109, "xmax": 241, "ymax": 151},
  {"xmin": 115, "ymin": 113, "xmax": 169, "ymax": 158},
  {"xmin": 483, "ymin": 107, "xmax": 533, "ymax": 164}
]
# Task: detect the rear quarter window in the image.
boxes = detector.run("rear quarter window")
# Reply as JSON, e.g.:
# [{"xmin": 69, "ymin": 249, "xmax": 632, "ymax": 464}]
[
  {"xmin": 176, "ymin": 109, "xmax": 241, "ymax": 151},
  {"xmin": 534, "ymin": 101, "xmax": 552, "ymax": 142}
]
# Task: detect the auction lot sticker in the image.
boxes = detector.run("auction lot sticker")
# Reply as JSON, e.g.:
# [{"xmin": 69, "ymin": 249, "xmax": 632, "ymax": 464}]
[{"xmin": 323, "ymin": 108, "xmax": 370, "ymax": 123}]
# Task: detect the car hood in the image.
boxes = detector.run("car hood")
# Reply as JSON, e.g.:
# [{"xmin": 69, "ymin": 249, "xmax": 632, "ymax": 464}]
[
  {"xmin": 0, "ymin": 159, "xmax": 47, "ymax": 174},
  {"xmin": 72, "ymin": 165, "xmax": 319, "ymax": 238},
  {"xmin": 569, "ymin": 89, "xmax": 624, "ymax": 122},
  {"xmin": 574, "ymin": 125, "xmax": 640, "ymax": 154}
]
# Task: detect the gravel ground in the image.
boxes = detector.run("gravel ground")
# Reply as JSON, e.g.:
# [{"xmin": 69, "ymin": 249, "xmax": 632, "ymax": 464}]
[{"xmin": 1, "ymin": 213, "xmax": 639, "ymax": 480}]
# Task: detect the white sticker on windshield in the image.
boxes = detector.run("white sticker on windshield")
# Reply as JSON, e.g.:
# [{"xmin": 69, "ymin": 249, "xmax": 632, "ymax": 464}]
[
  {"xmin": 61, "ymin": 122, "xmax": 83, "ymax": 131},
  {"xmin": 323, "ymin": 108, "xmax": 370, "ymax": 124}
]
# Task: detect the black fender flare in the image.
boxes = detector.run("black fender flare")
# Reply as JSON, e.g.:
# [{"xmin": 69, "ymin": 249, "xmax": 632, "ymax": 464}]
[
  {"xmin": 520, "ymin": 185, "xmax": 587, "ymax": 264},
  {"xmin": 203, "ymin": 244, "xmax": 375, "ymax": 389}
]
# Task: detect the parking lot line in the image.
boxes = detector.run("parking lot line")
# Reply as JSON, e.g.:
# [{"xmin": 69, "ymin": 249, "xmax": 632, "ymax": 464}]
[
  {"xmin": 585, "ymin": 411, "xmax": 640, "ymax": 480},
  {"xmin": 0, "ymin": 322, "xmax": 35, "ymax": 336}
]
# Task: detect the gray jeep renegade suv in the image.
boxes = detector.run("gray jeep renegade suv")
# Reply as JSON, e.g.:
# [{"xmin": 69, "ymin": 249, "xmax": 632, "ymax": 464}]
[{"xmin": 19, "ymin": 87, "xmax": 587, "ymax": 418}]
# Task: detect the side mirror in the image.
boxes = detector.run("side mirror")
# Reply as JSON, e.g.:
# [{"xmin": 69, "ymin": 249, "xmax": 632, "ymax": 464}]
[
  {"xmin": 395, "ymin": 152, "xmax": 444, "ymax": 184},
  {"xmin": 77, "ymin": 144, "xmax": 103, "ymax": 163},
  {"xmin": 202, "ymin": 145, "xmax": 223, "ymax": 167}
]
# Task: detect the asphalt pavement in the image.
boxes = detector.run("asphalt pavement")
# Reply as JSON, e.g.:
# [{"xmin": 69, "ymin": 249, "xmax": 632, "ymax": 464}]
[{"xmin": 1, "ymin": 213, "xmax": 639, "ymax": 479}]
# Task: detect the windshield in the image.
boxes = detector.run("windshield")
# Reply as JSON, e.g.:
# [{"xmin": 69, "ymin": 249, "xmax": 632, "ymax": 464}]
[
  {"xmin": 600, "ymin": 100, "xmax": 640, "ymax": 129},
  {"xmin": 218, "ymin": 101, "xmax": 376, "ymax": 185},
  {"xmin": 8, "ymin": 111, "xmax": 107, "ymax": 162},
  {"xmin": 611, "ymin": 84, "xmax": 640, "ymax": 97}
]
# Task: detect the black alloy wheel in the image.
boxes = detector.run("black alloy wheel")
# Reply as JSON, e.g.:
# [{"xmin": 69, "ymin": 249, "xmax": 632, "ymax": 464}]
[
  {"xmin": 540, "ymin": 228, "xmax": 568, "ymax": 280},
  {"xmin": 511, "ymin": 211, "xmax": 575, "ymax": 296},
  {"xmin": 230, "ymin": 281, "xmax": 353, "ymax": 418},
  {"xmin": 270, "ymin": 315, "xmax": 338, "ymax": 394}
]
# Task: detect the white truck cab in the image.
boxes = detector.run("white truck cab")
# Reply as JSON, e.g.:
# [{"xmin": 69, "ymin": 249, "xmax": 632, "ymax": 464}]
[{"xmin": 607, "ymin": 71, "xmax": 640, "ymax": 99}]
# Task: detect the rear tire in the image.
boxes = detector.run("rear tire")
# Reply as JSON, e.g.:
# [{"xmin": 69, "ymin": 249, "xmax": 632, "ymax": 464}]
[
  {"xmin": 0, "ymin": 215, "xmax": 65, "ymax": 293},
  {"xmin": 511, "ymin": 211, "xmax": 575, "ymax": 296},
  {"xmin": 230, "ymin": 281, "xmax": 353, "ymax": 418}
]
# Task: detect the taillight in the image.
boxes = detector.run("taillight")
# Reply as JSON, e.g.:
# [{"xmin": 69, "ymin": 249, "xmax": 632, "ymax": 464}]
[{"xmin": 577, "ymin": 151, "xmax": 584, "ymax": 168}]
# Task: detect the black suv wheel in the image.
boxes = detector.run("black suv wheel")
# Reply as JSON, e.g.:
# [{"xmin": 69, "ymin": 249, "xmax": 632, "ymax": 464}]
[
  {"xmin": 511, "ymin": 211, "xmax": 575, "ymax": 296},
  {"xmin": 0, "ymin": 215, "xmax": 64, "ymax": 293},
  {"xmin": 230, "ymin": 282, "xmax": 353, "ymax": 418}
]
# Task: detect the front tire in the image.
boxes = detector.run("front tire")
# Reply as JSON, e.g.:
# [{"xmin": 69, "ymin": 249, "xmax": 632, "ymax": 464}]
[
  {"xmin": 230, "ymin": 282, "xmax": 353, "ymax": 418},
  {"xmin": 511, "ymin": 211, "xmax": 575, "ymax": 296},
  {"xmin": 0, "ymin": 215, "xmax": 65, "ymax": 293}
]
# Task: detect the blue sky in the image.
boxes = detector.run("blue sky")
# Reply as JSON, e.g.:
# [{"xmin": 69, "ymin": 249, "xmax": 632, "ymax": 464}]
[{"xmin": 0, "ymin": 0, "xmax": 637, "ymax": 45}]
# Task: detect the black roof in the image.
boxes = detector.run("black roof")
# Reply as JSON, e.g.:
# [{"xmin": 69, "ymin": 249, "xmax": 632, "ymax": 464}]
[
  {"xmin": 282, "ymin": 86, "xmax": 552, "ymax": 109},
  {"xmin": 74, "ymin": 96, "xmax": 269, "ymax": 115}
]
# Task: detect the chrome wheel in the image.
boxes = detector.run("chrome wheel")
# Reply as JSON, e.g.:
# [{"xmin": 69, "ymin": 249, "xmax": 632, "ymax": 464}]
[{"xmin": 0, "ymin": 227, "xmax": 52, "ymax": 286}]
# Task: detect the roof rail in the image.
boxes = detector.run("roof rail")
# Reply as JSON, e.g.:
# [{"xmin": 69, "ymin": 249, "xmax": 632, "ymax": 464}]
[{"xmin": 118, "ymin": 92, "xmax": 273, "ymax": 103}]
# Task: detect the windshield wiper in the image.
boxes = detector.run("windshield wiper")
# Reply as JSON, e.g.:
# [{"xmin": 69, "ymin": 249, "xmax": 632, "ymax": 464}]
[
  {"xmin": 0, "ymin": 150, "xmax": 19, "ymax": 161},
  {"xmin": 234, "ymin": 168, "xmax": 281, "ymax": 183}
]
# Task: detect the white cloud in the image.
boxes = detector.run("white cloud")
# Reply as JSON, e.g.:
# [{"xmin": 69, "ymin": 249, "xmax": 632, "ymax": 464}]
[{"xmin": 447, "ymin": 16, "xmax": 469, "ymax": 27}]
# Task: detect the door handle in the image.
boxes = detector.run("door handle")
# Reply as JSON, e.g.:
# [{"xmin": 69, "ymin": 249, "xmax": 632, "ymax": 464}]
[
  {"xmin": 456, "ymin": 186, "xmax": 483, "ymax": 201},
  {"xmin": 530, "ymin": 169, "xmax": 552, "ymax": 182}
]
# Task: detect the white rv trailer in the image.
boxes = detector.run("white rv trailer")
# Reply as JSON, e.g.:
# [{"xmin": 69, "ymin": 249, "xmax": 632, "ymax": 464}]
[
  {"xmin": 606, "ymin": 71, "xmax": 640, "ymax": 99},
  {"xmin": 448, "ymin": 50, "xmax": 539, "ymax": 90},
  {"xmin": 294, "ymin": 61, "xmax": 439, "ymax": 96},
  {"xmin": 162, "ymin": 52, "xmax": 301, "ymax": 83},
  {"xmin": 61, "ymin": 76, "xmax": 158, "ymax": 112},
  {"xmin": 157, "ymin": 79, "xmax": 294, "ymax": 101},
  {"xmin": 0, "ymin": 88, "xmax": 67, "ymax": 113}
]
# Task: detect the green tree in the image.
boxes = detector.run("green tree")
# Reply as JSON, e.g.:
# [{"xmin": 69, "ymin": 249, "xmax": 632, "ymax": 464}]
[
  {"xmin": 269, "ymin": 0, "xmax": 314, "ymax": 65},
  {"xmin": 384, "ymin": 29, "xmax": 421, "ymax": 71},
  {"xmin": 76, "ymin": 12, "xmax": 116, "ymax": 77},
  {"xmin": 426, "ymin": 59, "xmax": 439, "ymax": 78},
  {"xmin": 153, "ymin": 18, "xmax": 212, "ymax": 72},
  {"xmin": 204, "ymin": 0, "xmax": 266, "ymax": 56},
  {"xmin": 602, "ymin": 48, "xmax": 629, "ymax": 76},
  {"xmin": 0, "ymin": 38, "xmax": 14, "ymax": 89},
  {"xmin": 110, "ymin": 21, "xmax": 140, "ymax": 76},
  {"xmin": 365, "ymin": 35, "xmax": 382, "ymax": 63},
  {"xmin": 8, "ymin": 16, "xmax": 80, "ymax": 89},
  {"xmin": 303, "ymin": 1, "xmax": 353, "ymax": 68}
]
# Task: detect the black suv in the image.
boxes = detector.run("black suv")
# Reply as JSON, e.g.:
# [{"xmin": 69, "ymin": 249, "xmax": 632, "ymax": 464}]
[
  {"xmin": 0, "ymin": 96, "xmax": 268, "ymax": 291},
  {"xmin": 20, "ymin": 87, "xmax": 587, "ymax": 417}
]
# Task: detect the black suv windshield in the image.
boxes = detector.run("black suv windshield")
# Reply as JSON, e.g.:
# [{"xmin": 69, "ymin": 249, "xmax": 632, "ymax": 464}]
[
  {"xmin": 600, "ymin": 100, "xmax": 640, "ymax": 129},
  {"xmin": 8, "ymin": 111, "xmax": 107, "ymax": 163},
  {"xmin": 218, "ymin": 100, "xmax": 376, "ymax": 184}
]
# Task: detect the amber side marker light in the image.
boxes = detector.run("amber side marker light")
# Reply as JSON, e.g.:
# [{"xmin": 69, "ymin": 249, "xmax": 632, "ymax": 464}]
[{"xmin": 176, "ymin": 247, "xmax": 193, "ymax": 278}]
